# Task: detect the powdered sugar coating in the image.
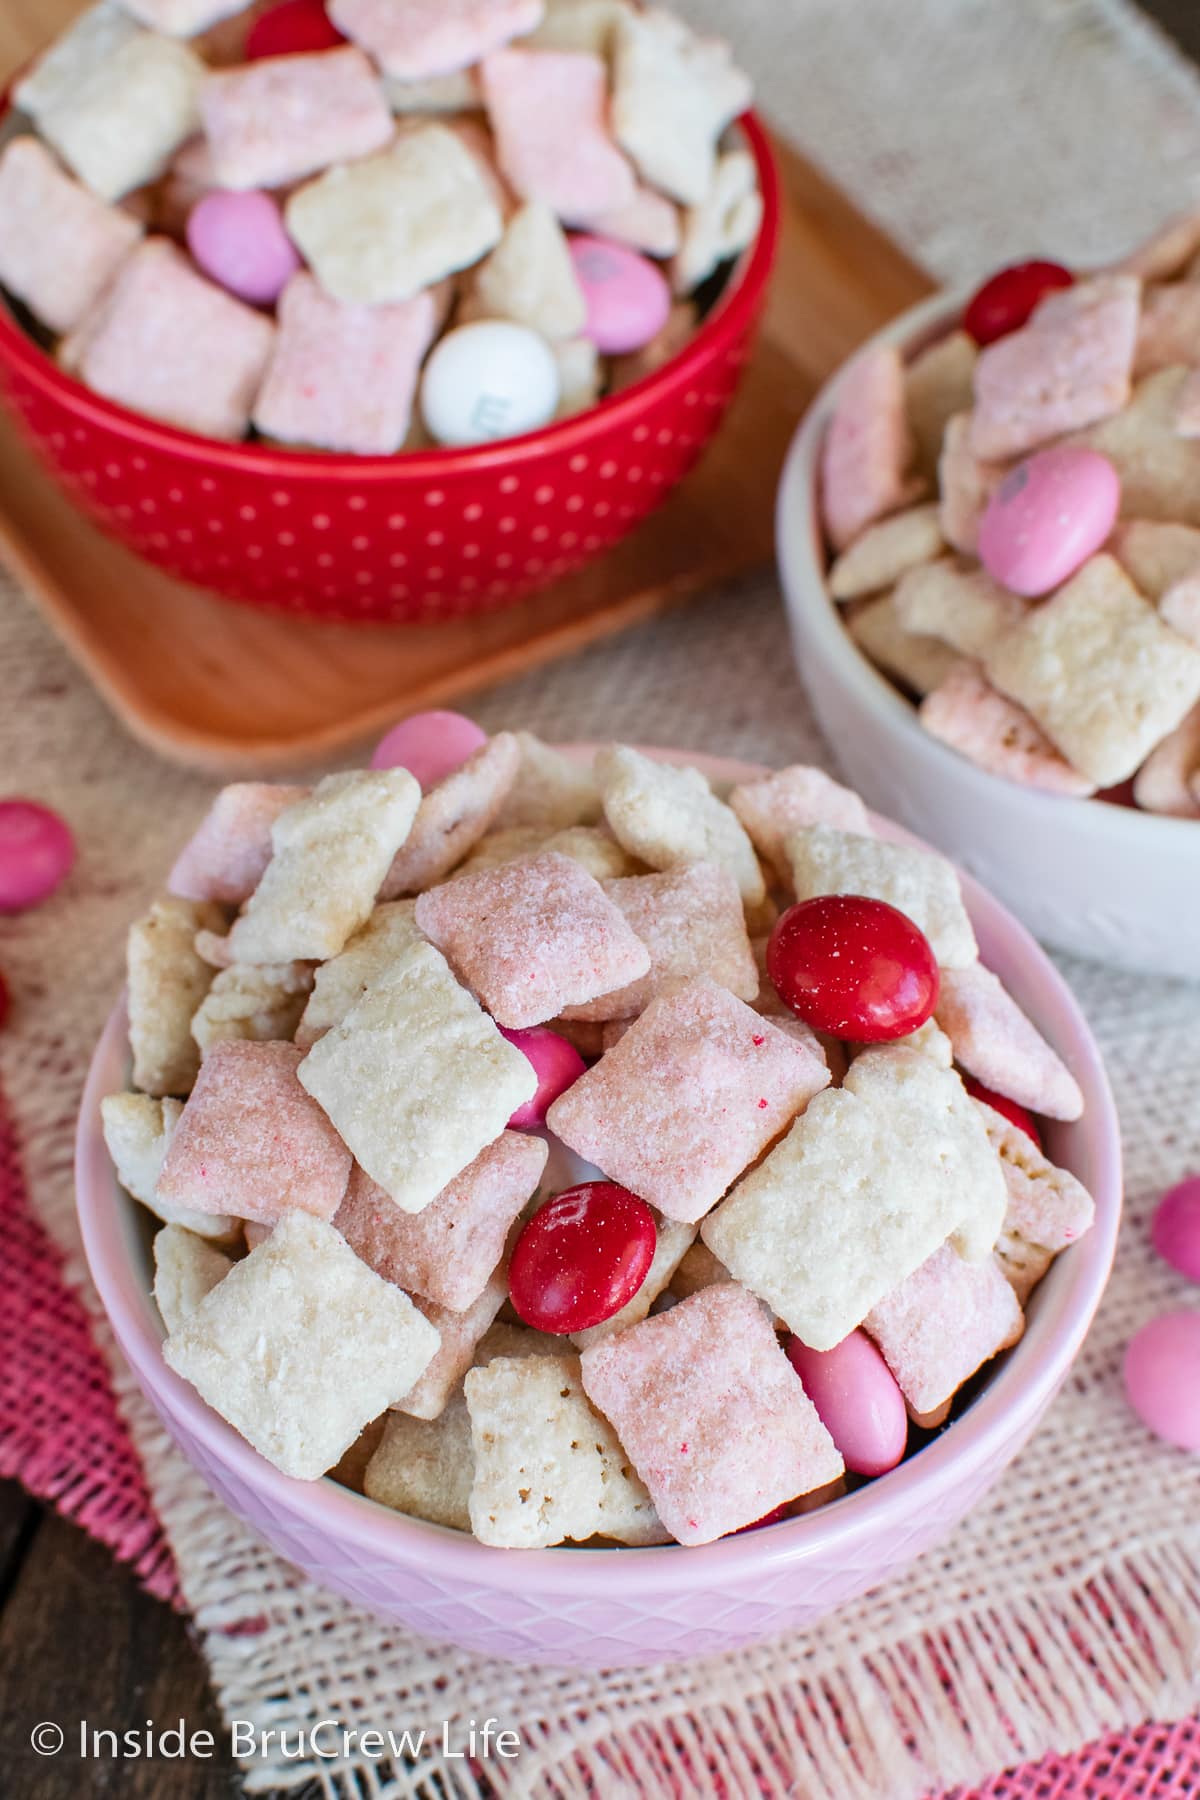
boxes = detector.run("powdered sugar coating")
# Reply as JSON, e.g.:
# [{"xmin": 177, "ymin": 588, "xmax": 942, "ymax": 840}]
[
  {"xmin": 729, "ymin": 766, "xmax": 871, "ymax": 873},
  {"xmin": 864, "ymin": 1243, "xmax": 1024, "ymax": 1416},
  {"xmin": 482, "ymin": 46, "xmax": 635, "ymax": 220},
  {"xmin": 935, "ymin": 962, "xmax": 1084, "ymax": 1121},
  {"xmin": 610, "ymin": 8, "xmax": 751, "ymax": 208},
  {"xmin": 295, "ymin": 902, "xmax": 425, "ymax": 1048},
  {"xmin": 0, "ymin": 136, "xmax": 143, "ymax": 335},
  {"xmin": 920, "ymin": 664, "xmax": 1096, "ymax": 797},
  {"xmin": 101, "ymin": 1091, "xmax": 236, "ymax": 1239},
  {"xmin": 596, "ymin": 744, "xmax": 765, "ymax": 906},
  {"xmin": 492, "ymin": 732, "xmax": 602, "ymax": 832},
  {"xmin": 827, "ymin": 505, "xmax": 943, "ymax": 603},
  {"xmin": 201, "ymin": 46, "xmax": 393, "ymax": 190},
  {"xmin": 190, "ymin": 960, "xmax": 314, "ymax": 1059},
  {"xmin": 893, "ymin": 560, "xmax": 1029, "ymax": 661},
  {"xmin": 332, "ymin": 0, "xmax": 542, "ymax": 81},
  {"xmin": 380, "ymin": 732, "xmax": 520, "ymax": 896},
  {"xmin": 785, "ymin": 824, "xmax": 978, "ymax": 970},
  {"xmin": 976, "ymin": 1100, "xmax": 1096, "ymax": 1254},
  {"xmin": 168, "ymin": 783, "xmax": 308, "ymax": 907},
  {"xmin": 128, "ymin": 895, "xmax": 224, "ymax": 1096},
  {"xmin": 392, "ymin": 1267, "xmax": 510, "ymax": 1420},
  {"xmin": 820, "ymin": 343, "xmax": 920, "ymax": 552},
  {"xmin": 905, "ymin": 330, "xmax": 977, "ymax": 479},
  {"xmin": 152, "ymin": 1224, "xmax": 234, "ymax": 1336}
]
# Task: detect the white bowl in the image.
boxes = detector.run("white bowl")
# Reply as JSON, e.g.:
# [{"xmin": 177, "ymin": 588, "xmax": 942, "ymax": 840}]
[{"xmin": 775, "ymin": 290, "xmax": 1200, "ymax": 980}]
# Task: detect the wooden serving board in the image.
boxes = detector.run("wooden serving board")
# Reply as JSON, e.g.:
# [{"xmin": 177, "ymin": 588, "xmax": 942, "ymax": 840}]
[{"xmin": 0, "ymin": 8, "xmax": 932, "ymax": 771}]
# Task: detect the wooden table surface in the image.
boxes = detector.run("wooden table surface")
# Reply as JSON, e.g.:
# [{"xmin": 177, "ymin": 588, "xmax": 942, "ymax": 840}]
[{"xmin": 4, "ymin": 3, "xmax": 1199, "ymax": 1796}]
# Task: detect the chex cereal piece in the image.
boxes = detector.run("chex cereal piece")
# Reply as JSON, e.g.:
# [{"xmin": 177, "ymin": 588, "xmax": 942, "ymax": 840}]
[
  {"xmin": 905, "ymin": 330, "xmax": 978, "ymax": 480},
  {"xmin": 191, "ymin": 961, "xmax": 314, "ymax": 1060},
  {"xmin": 936, "ymin": 964, "xmax": 1079, "ymax": 1122},
  {"xmin": 1134, "ymin": 281, "xmax": 1200, "ymax": 377},
  {"xmin": 583, "ymin": 184, "xmax": 681, "ymax": 259},
  {"xmin": 384, "ymin": 68, "xmax": 480, "ymax": 112},
  {"xmin": 893, "ymin": 1017, "xmax": 954, "ymax": 1067},
  {"xmin": 201, "ymin": 47, "xmax": 393, "ymax": 191},
  {"xmin": 983, "ymin": 554, "xmax": 1200, "ymax": 786},
  {"xmin": 393, "ymin": 1270, "xmax": 510, "ymax": 1420},
  {"xmin": 494, "ymin": 732, "xmax": 602, "ymax": 831},
  {"xmin": 993, "ymin": 1228, "xmax": 1053, "ymax": 1306},
  {"xmin": 459, "ymin": 201, "xmax": 587, "ymax": 339},
  {"xmin": 730, "ymin": 766, "xmax": 872, "ymax": 874},
  {"xmin": 169, "ymin": 783, "xmax": 308, "ymax": 907},
  {"xmin": 153, "ymin": 1225, "xmax": 233, "ymax": 1337},
  {"xmin": 0, "ymin": 138, "xmax": 142, "ymax": 334},
  {"xmin": 1175, "ymin": 368, "xmax": 1200, "ymax": 440},
  {"xmin": 893, "ymin": 560, "xmax": 1029, "ymax": 660},
  {"xmin": 475, "ymin": 1320, "xmax": 564, "ymax": 1362},
  {"xmin": 572, "ymin": 1215, "xmax": 696, "ymax": 1348},
  {"xmin": 553, "ymin": 335, "xmax": 602, "ymax": 416},
  {"xmin": 123, "ymin": 0, "xmax": 246, "ymax": 31},
  {"xmin": 1113, "ymin": 206, "xmax": 1200, "ymax": 281},
  {"xmin": 581, "ymin": 1284, "xmax": 842, "ymax": 1545},
  {"xmin": 1109, "ymin": 518, "xmax": 1200, "ymax": 599},
  {"xmin": 610, "ymin": 8, "xmax": 750, "ymax": 207},
  {"xmin": 547, "ymin": 979, "xmax": 829, "ymax": 1223},
  {"xmin": 938, "ymin": 413, "xmax": 1010, "ymax": 555},
  {"xmin": 456, "ymin": 826, "xmax": 548, "ymax": 875},
  {"xmin": 297, "ymin": 942, "xmax": 536, "ymax": 1212},
  {"xmin": 253, "ymin": 275, "xmax": 437, "ymax": 456},
  {"xmin": 415, "ymin": 850, "xmax": 649, "ymax": 1028},
  {"xmin": 228, "ymin": 770, "xmax": 420, "ymax": 965},
  {"xmin": 332, "ymin": 0, "xmax": 542, "ymax": 78},
  {"xmin": 164, "ymin": 1211, "xmax": 440, "ymax": 1481},
  {"xmin": 703, "ymin": 1047, "xmax": 1007, "ymax": 1349},
  {"xmin": 542, "ymin": 825, "xmax": 636, "ymax": 880},
  {"xmin": 920, "ymin": 664, "xmax": 1095, "ymax": 797},
  {"xmin": 786, "ymin": 825, "xmax": 978, "ymax": 969},
  {"xmin": 295, "ymin": 902, "xmax": 424, "ymax": 1048},
  {"xmin": 465, "ymin": 1351, "xmax": 662, "ymax": 1546},
  {"xmin": 15, "ymin": 3, "xmax": 140, "ymax": 118},
  {"xmin": 1133, "ymin": 702, "xmax": 1200, "ymax": 818},
  {"xmin": 668, "ymin": 1240, "xmax": 733, "ymax": 1300},
  {"xmin": 65, "ymin": 240, "xmax": 275, "ymax": 441},
  {"xmin": 827, "ymin": 505, "xmax": 944, "ymax": 603},
  {"xmin": 977, "ymin": 1100, "xmax": 1096, "ymax": 1255},
  {"xmin": 286, "ymin": 125, "xmax": 503, "ymax": 305},
  {"xmin": 562, "ymin": 863, "xmax": 757, "ymax": 1021},
  {"xmin": 364, "ymin": 1396, "xmax": 474, "ymax": 1530},
  {"xmin": 158, "ymin": 1041, "xmax": 353, "ymax": 1224},
  {"xmin": 334, "ymin": 1132, "xmax": 547, "ymax": 1311},
  {"xmin": 525, "ymin": 0, "xmax": 630, "ymax": 56},
  {"xmin": 864, "ymin": 1244, "xmax": 1023, "ymax": 1418},
  {"xmin": 671, "ymin": 148, "xmax": 762, "ymax": 294},
  {"xmin": 820, "ymin": 344, "xmax": 920, "ymax": 553},
  {"xmin": 381, "ymin": 733, "xmax": 520, "ymax": 896},
  {"xmin": 480, "ymin": 48, "xmax": 636, "ymax": 220},
  {"xmin": 970, "ymin": 275, "xmax": 1140, "ymax": 461},
  {"xmin": 1070, "ymin": 370, "xmax": 1200, "ymax": 526},
  {"xmin": 609, "ymin": 300, "xmax": 695, "ymax": 391},
  {"xmin": 847, "ymin": 594, "xmax": 964, "ymax": 697},
  {"xmin": 101, "ymin": 1091, "xmax": 237, "ymax": 1238},
  {"xmin": 128, "ymin": 895, "xmax": 224, "ymax": 1096},
  {"xmin": 595, "ymin": 745, "xmax": 765, "ymax": 906}
]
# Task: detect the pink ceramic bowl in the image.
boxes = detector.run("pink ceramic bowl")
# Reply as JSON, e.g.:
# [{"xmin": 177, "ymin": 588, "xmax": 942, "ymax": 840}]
[{"xmin": 74, "ymin": 749, "xmax": 1121, "ymax": 1669}]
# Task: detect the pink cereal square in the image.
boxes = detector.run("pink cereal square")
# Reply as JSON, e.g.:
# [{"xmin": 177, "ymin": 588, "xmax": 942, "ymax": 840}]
[
  {"xmin": 157, "ymin": 1041, "xmax": 352, "ymax": 1225},
  {"xmin": 919, "ymin": 663, "xmax": 1095, "ymax": 798},
  {"xmin": 0, "ymin": 137, "xmax": 142, "ymax": 335},
  {"xmin": 864, "ymin": 1243, "xmax": 1024, "ymax": 1416},
  {"xmin": 200, "ymin": 46, "xmax": 393, "ymax": 191},
  {"xmin": 168, "ymin": 782, "xmax": 309, "ymax": 906},
  {"xmin": 414, "ymin": 850, "xmax": 650, "ymax": 1029},
  {"xmin": 392, "ymin": 1268, "xmax": 510, "ymax": 1420},
  {"xmin": 820, "ymin": 343, "xmax": 919, "ymax": 552},
  {"xmin": 331, "ymin": 0, "xmax": 542, "ymax": 80},
  {"xmin": 580, "ymin": 1283, "xmax": 843, "ymax": 1545},
  {"xmin": 253, "ymin": 274, "xmax": 437, "ymax": 455},
  {"xmin": 934, "ymin": 962, "xmax": 1084, "ymax": 1121},
  {"xmin": 977, "ymin": 1101, "xmax": 1096, "ymax": 1252},
  {"xmin": 334, "ymin": 1131, "xmax": 548, "ymax": 1311},
  {"xmin": 545, "ymin": 979, "xmax": 830, "ymax": 1223},
  {"xmin": 480, "ymin": 48, "xmax": 636, "ymax": 222}
]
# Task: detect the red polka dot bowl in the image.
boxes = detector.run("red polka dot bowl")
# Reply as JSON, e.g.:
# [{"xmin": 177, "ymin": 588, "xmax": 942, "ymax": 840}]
[{"xmin": 0, "ymin": 114, "xmax": 778, "ymax": 626}]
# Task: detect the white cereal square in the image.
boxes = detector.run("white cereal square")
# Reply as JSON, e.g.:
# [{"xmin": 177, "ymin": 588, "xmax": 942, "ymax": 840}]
[
  {"xmin": 128, "ymin": 895, "xmax": 225, "ymax": 1096},
  {"xmin": 380, "ymin": 733, "xmax": 520, "ymax": 896},
  {"xmin": 460, "ymin": 200, "xmax": 587, "ymax": 339},
  {"xmin": 152, "ymin": 1223, "xmax": 234, "ymax": 1336},
  {"xmin": 191, "ymin": 961, "xmax": 314, "ymax": 1060},
  {"xmin": 905, "ymin": 329, "xmax": 978, "ymax": 478},
  {"xmin": 596, "ymin": 744, "xmax": 765, "ymax": 905},
  {"xmin": 610, "ymin": 9, "xmax": 750, "ymax": 207},
  {"xmin": 847, "ymin": 593, "xmax": 964, "ymax": 698},
  {"xmin": 1070, "ymin": 370, "xmax": 1200, "ymax": 527},
  {"xmin": 785, "ymin": 825, "xmax": 978, "ymax": 969},
  {"xmin": 977, "ymin": 1100, "xmax": 1096, "ymax": 1257},
  {"xmin": 123, "ymin": 0, "xmax": 247, "ymax": 31},
  {"xmin": 364, "ymin": 1397, "xmax": 474, "ymax": 1531},
  {"xmin": 493, "ymin": 732, "xmax": 602, "ymax": 831},
  {"xmin": 101, "ymin": 1091, "xmax": 236, "ymax": 1238},
  {"xmin": 827, "ymin": 506, "xmax": 944, "ymax": 602},
  {"xmin": 864, "ymin": 1243, "xmax": 1024, "ymax": 1416},
  {"xmin": 295, "ymin": 902, "xmax": 424, "ymax": 1048},
  {"xmin": 0, "ymin": 137, "xmax": 142, "ymax": 335},
  {"xmin": 893, "ymin": 559, "xmax": 1029, "ymax": 660}
]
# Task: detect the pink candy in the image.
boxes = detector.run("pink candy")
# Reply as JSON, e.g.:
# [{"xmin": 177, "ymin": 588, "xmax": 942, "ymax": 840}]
[
  {"xmin": 370, "ymin": 710, "xmax": 489, "ymax": 788},
  {"xmin": 1152, "ymin": 1176, "xmax": 1200, "ymax": 1284},
  {"xmin": 978, "ymin": 446, "xmax": 1121, "ymax": 599},
  {"xmin": 499, "ymin": 1025, "xmax": 587, "ymax": 1128},
  {"xmin": 787, "ymin": 1331, "xmax": 908, "ymax": 1477},
  {"xmin": 1123, "ymin": 1312, "xmax": 1200, "ymax": 1452},
  {"xmin": 186, "ymin": 190, "xmax": 301, "ymax": 308},
  {"xmin": 569, "ymin": 235, "xmax": 672, "ymax": 356},
  {"xmin": 0, "ymin": 800, "xmax": 75, "ymax": 911}
]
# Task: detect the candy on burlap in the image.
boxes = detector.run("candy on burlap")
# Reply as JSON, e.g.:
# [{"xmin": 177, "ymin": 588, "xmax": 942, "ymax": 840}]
[
  {"xmin": 297, "ymin": 942, "xmax": 537, "ymax": 1213},
  {"xmin": 63, "ymin": 240, "xmax": 275, "ymax": 440},
  {"xmin": 168, "ymin": 783, "xmax": 308, "ymax": 907},
  {"xmin": 582, "ymin": 183, "xmax": 680, "ymax": 259},
  {"xmin": 493, "ymin": 732, "xmax": 602, "ymax": 831},
  {"xmin": 158, "ymin": 1042, "xmax": 353, "ymax": 1224},
  {"xmin": 905, "ymin": 329, "xmax": 978, "ymax": 480},
  {"xmin": 982, "ymin": 554, "xmax": 1200, "ymax": 786},
  {"xmin": 286, "ymin": 125, "xmax": 503, "ymax": 304},
  {"xmin": 1070, "ymin": 368, "xmax": 1200, "ymax": 525},
  {"xmin": 152, "ymin": 1225, "xmax": 234, "ymax": 1336},
  {"xmin": 384, "ymin": 69, "xmax": 480, "ymax": 112},
  {"xmin": 524, "ymin": 0, "xmax": 630, "ymax": 56},
  {"xmin": 228, "ymin": 770, "xmax": 420, "ymax": 964},
  {"xmin": 821, "ymin": 344, "xmax": 923, "ymax": 552},
  {"xmin": 164, "ymin": 1210, "xmax": 441, "ymax": 1481},
  {"xmin": 668, "ymin": 1240, "xmax": 733, "ymax": 1300},
  {"xmin": 976, "ymin": 1100, "xmax": 1096, "ymax": 1253},
  {"xmin": 610, "ymin": 8, "xmax": 751, "ymax": 207},
  {"xmin": 128, "ymin": 895, "xmax": 224, "ymax": 1097},
  {"xmin": 893, "ymin": 559, "xmax": 1029, "ymax": 659},
  {"xmin": 1134, "ymin": 281, "xmax": 1200, "ymax": 377},
  {"xmin": 785, "ymin": 824, "xmax": 978, "ymax": 969},
  {"xmin": 572, "ymin": 1215, "xmax": 696, "ymax": 1348},
  {"xmin": 560, "ymin": 863, "xmax": 756, "ymax": 1021},
  {"xmin": 553, "ymin": 335, "xmax": 602, "ymax": 416},
  {"xmin": 480, "ymin": 48, "xmax": 636, "ymax": 220},
  {"xmin": 827, "ymin": 506, "xmax": 944, "ymax": 603},
  {"xmin": 380, "ymin": 733, "xmax": 520, "ymax": 896},
  {"xmin": 729, "ymin": 765, "xmax": 872, "ymax": 873},
  {"xmin": 253, "ymin": 275, "xmax": 438, "ymax": 455},
  {"xmin": 546, "ymin": 979, "xmax": 829, "ymax": 1223},
  {"xmin": 364, "ymin": 1395, "xmax": 474, "ymax": 1530},
  {"xmin": 970, "ymin": 275, "xmax": 1140, "ymax": 460},
  {"xmin": 0, "ymin": 138, "xmax": 143, "ymax": 334},
  {"xmin": 671, "ymin": 148, "xmax": 762, "ymax": 294},
  {"xmin": 464, "ymin": 1352, "xmax": 664, "ymax": 1546},
  {"xmin": 595, "ymin": 744, "xmax": 765, "ymax": 906},
  {"xmin": 580, "ymin": 1284, "xmax": 843, "ymax": 1545},
  {"xmin": 938, "ymin": 412, "xmax": 1010, "ymax": 555},
  {"xmin": 331, "ymin": 0, "xmax": 542, "ymax": 79},
  {"xmin": 414, "ymin": 850, "xmax": 649, "ymax": 1027},
  {"xmin": 190, "ymin": 961, "xmax": 314, "ymax": 1059},
  {"xmin": 295, "ymin": 902, "xmax": 424, "ymax": 1048},
  {"xmin": 702, "ymin": 1046, "xmax": 1007, "ymax": 1350},
  {"xmin": 122, "ymin": 0, "xmax": 248, "ymax": 33},
  {"xmin": 201, "ymin": 47, "xmax": 393, "ymax": 191},
  {"xmin": 864, "ymin": 1243, "xmax": 1024, "ymax": 1418},
  {"xmin": 846, "ymin": 594, "xmax": 964, "ymax": 698},
  {"xmin": 1112, "ymin": 205, "xmax": 1200, "ymax": 281},
  {"xmin": 1132, "ymin": 703, "xmax": 1200, "ymax": 818},
  {"xmin": 458, "ymin": 201, "xmax": 587, "ymax": 339},
  {"xmin": 919, "ymin": 663, "xmax": 1096, "ymax": 797},
  {"xmin": 393, "ymin": 1268, "xmax": 510, "ymax": 1420},
  {"xmin": 101, "ymin": 1092, "xmax": 238, "ymax": 1238},
  {"xmin": 334, "ymin": 1132, "xmax": 548, "ymax": 1311}
]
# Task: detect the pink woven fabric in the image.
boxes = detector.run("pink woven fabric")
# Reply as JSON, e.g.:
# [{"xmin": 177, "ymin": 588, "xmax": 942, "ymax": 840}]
[
  {"xmin": 0, "ymin": 1075, "xmax": 178, "ymax": 1603},
  {"xmin": 945, "ymin": 1717, "xmax": 1200, "ymax": 1799}
]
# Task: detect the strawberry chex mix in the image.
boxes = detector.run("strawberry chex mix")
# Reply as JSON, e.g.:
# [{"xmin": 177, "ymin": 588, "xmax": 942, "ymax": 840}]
[
  {"xmin": 102, "ymin": 721, "xmax": 1096, "ymax": 1545},
  {"xmin": 819, "ymin": 240, "xmax": 1200, "ymax": 818},
  {"xmin": 0, "ymin": 0, "xmax": 761, "ymax": 452}
]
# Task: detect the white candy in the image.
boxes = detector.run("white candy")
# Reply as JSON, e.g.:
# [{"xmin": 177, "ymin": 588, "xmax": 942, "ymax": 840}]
[{"xmin": 420, "ymin": 319, "xmax": 559, "ymax": 446}]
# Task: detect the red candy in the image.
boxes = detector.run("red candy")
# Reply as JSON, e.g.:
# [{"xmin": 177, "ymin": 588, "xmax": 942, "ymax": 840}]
[
  {"xmin": 962, "ymin": 1075, "xmax": 1041, "ymax": 1147},
  {"xmin": 245, "ymin": 0, "xmax": 345, "ymax": 60},
  {"xmin": 0, "ymin": 799, "xmax": 75, "ymax": 912},
  {"xmin": 508, "ymin": 1181, "xmax": 656, "ymax": 1334},
  {"xmin": 963, "ymin": 259, "xmax": 1074, "ymax": 347},
  {"xmin": 766, "ymin": 894, "xmax": 939, "ymax": 1042}
]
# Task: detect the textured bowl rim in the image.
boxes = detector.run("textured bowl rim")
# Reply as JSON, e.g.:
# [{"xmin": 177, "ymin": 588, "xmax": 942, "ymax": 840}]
[
  {"xmin": 0, "ymin": 106, "xmax": 779, "ymax": 477},
  {"xmin": 74, "ymin": 746, "xmax": 1122, "ymax": 1596},
  {"xmin": 775, "ymin": 287, "xmax": 1200, "ymax": 850}
]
